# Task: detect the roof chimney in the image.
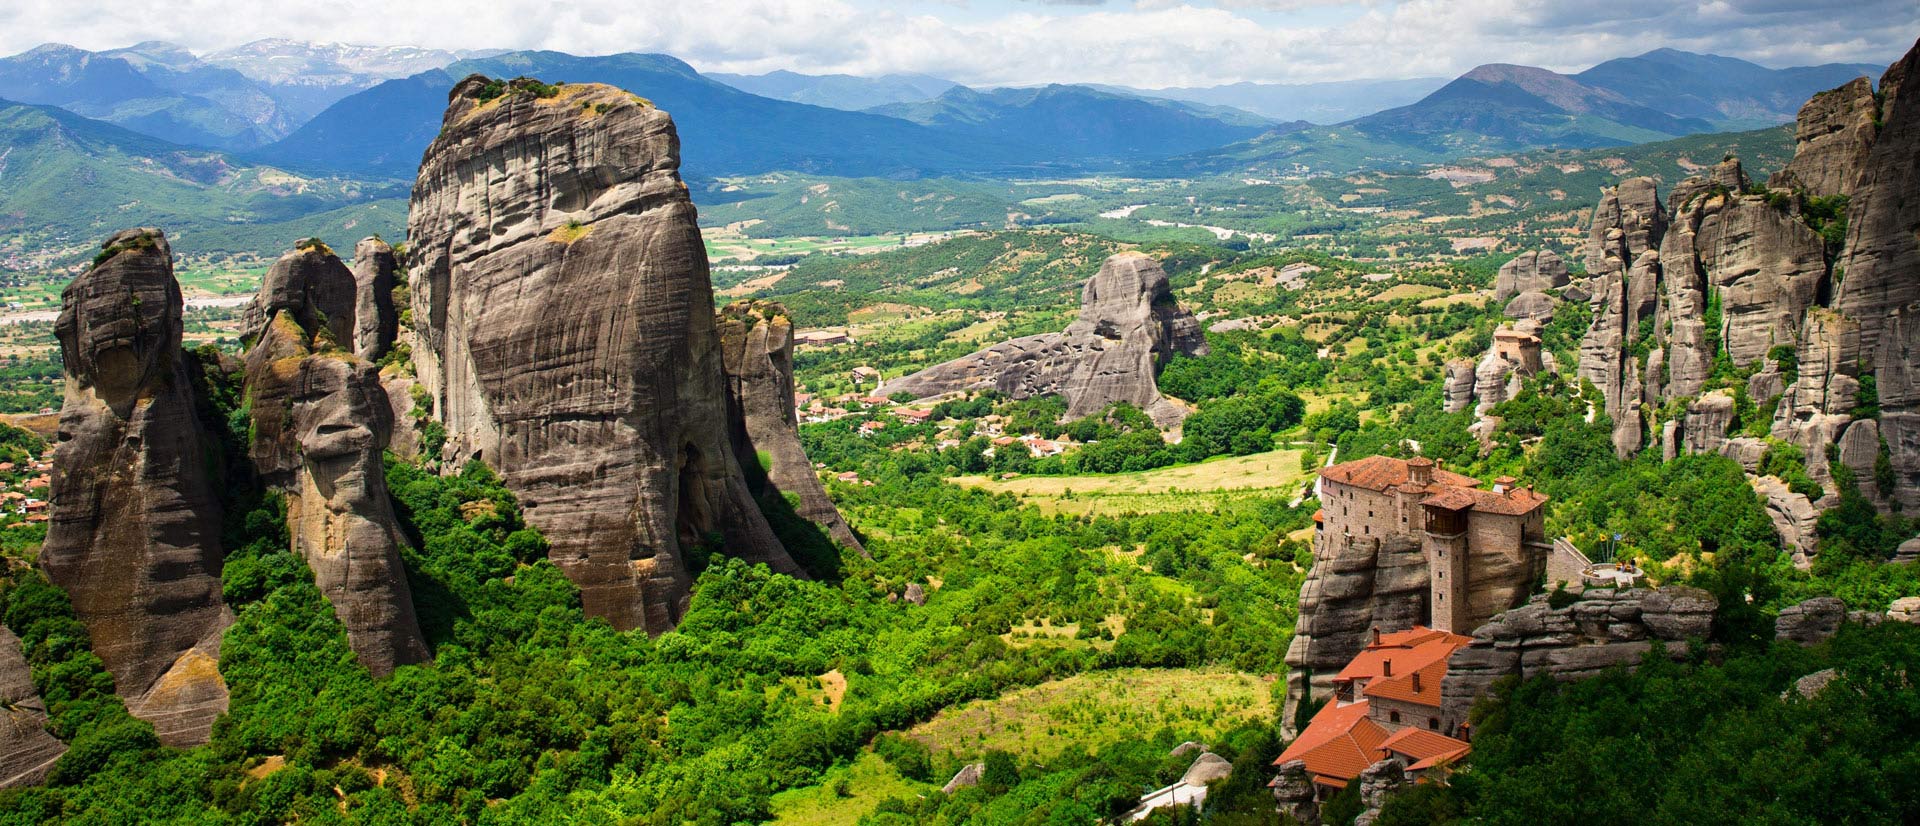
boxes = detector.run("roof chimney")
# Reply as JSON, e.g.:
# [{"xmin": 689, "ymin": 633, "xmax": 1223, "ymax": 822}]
[
  {"xmin": 1371, "ymin": 626, "xmax": 1381, "ymax": 646},
  {"xmin": 1383, "ymin": 659, "xmax": 1392, "ymax": 677}
]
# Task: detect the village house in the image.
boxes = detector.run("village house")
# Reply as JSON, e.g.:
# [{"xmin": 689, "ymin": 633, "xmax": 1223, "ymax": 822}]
[
  {"xmin": 1273, "ymin": 626, "xmax": 1474, "ymax": 794},
  {"xmin": 1314, "ymin": 455, "xmax": 1550, "ymax": 634},
  {"xmin": 794, "ymin": 330, "xmax": 850, "ymax": 347},
  {"xmin": 849, "ymin": 365, "xmax": 881, "ymax": 387}
]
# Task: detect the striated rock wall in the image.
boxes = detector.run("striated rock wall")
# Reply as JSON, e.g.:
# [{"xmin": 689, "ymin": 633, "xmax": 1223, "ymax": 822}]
[
  {"xmin": 407, "ymin": 76, "xmax": 803, "ymax": 633},
  {"xmin": 1441, "ymin": 586, "xmax": 1716, "ymax": 727},
  {"xmin": 716, "ymin": 301, "xmax": 866, "ymax": 557},
  {"xmin": 246, "ymin": 245, "xmax": 429, "ymax": 675},
  {"xmin": 1770, "ymin": 77, "xmax": 1879, "ymax": 198},
  {"xmin": 883, "ymin": 252, "xmax": 1209, "ymax": 428},
  {"xmin": 1282, "ymin": 533, "xmax": 1429, "ymax": 728},
  {"xmin": 42, "ymin": 228, "xmax": 229, "ymax": 746},
  {"xmin": 1494, "ymin": 250, "xmax": 1569, "ymax": 301},
  {"xmin": 0, "ymin": 625, "xmax": 65, "ymax": 789}
]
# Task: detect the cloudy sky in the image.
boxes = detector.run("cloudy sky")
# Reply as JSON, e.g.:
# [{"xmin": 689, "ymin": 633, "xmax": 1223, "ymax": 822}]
[{"xmin": 4, "ymin": 0, "xmax": 1914, "ymax": 88}]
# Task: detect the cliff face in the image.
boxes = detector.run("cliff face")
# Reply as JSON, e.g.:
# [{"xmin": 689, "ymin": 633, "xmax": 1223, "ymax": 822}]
[
  {"xmin": 407, "ymin": 76, "xmax": 804, "ymax": 633},
  {"xmin": 1281, "ymin": 534, "xmax": 1429, "ymax": 729},
  {"xmin": 883, "ymin": 252, "xmax": 1209, "ymax": 427},
  {"xmin": 1570, "ymin": 39, "xmax": 1920, "ymax": 523},
  {"xmin": 716, "ymin": 301, "xmax": 866, "ymax": 557},
  {"xmin": 42, "ymin": 228, "xmax": 229, "ymax": 746},
  {"xmin": 0, "ymin": 625, "xmax": 65, "ymax": 789},
  {"xmin": 245, "ymin": 244, "xmax": 430, "ymax": 675}
]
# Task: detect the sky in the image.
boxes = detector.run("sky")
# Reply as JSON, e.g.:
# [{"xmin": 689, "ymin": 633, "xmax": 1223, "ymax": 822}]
[{"xmin": 2, "ymin": 0, "xmax": 1915, "ymax": 88}]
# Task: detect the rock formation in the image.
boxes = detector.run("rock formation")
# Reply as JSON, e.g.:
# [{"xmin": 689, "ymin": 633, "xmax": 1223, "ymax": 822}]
[
  {"xmin": 42, "ymin": 228, "xmax": 230, "ymax": 746},
  {"xmin": 1770, "ymin": 77, "xmax": 1879, "ymax": 198},
  {"xmin": 1441, "ymin": 586, "xmax": 1716, "ymax": 726},
  {"xmin": 716, "ymin": 300, "xmax": 865, "ymax": 557},
  {"xmin": 1270, "ymin": 760, "xmax": 1319, "ymax": 824},
  {"xmin": 883, "ymin": 252, "xmax": 1209, "ymax": 427},
  {"xmin": 1570, "ymin": 39, "xmax": 1920, "ymax": 519},
  {"xmin": 1445, "ymin": 323, "xmax": 1549, "ymax": 417},
  {"xmin": 1495, "ymin": 250, "xmax": 1570, "ymax": 301},
  {"xmin": 1774, "ymin": 596, "xmax": 1847, "ymax": 646},
  {"xmin": 244, "ymin": 244, "xmax": 430, "ymax": 675},
  {"xmin": 351, "ymin": 236, "xmax": 401, "ymax": 361},
  {"xmin": 1352, "ymin": 757, "xmax": 1409, "ymax": 826},
  {"xmin": 241, "ymin": 240, "xmax": 356, "ymax": 347},
  {"xmin": 406, "ymin": 76, "xmax": 804, "ymax": 633},
  {"xmin": 0, "ymin": 625, "xmax": 65, "ymax": 789},
  {"xmin": 1284, "ymin": 534, "xmax": 1429, "ymax": 728}
]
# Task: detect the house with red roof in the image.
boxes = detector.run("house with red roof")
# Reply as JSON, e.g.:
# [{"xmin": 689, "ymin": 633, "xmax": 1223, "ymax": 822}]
[{"xmin": 1274, "ymin": 624, "xmax": 1473, "ymax": 794}]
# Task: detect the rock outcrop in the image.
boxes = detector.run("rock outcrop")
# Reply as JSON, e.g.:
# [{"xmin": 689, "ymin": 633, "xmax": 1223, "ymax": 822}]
[
  {"xmin": 351, "ymin": 236, "xmax": 400, "ymax": 361},
  {"xmin": 42, "ymin": 228, "xmax": 229, "ymax": 746},
  {"xmin": 883, "ymin": 252, "xmax": 1209, "ymax": 427},
  {"xmin": 1352, "ymin": 757, "xmax": 1409, "ymax": 826},
  {"xmin": 1441, "ymin": 586, "xmax": 1716, "ymax": 726},
  {"xmin": 241, "ymin": 240, "xmax": 356, "ymax": 347},
  {"xmin": 1579, "ymin": 176, "xmax": 1665, "ymax": 457},
  {"xmin": 406, "ymin": 76, "xmax": 804, "ymax": 633},
  {"xmin": 0, "ymin": 625, "xmax": 65, "ymax": 789},
  {"xmin": 1774, "ymin": 596, "xmax": 1847, "ymax": 646},
  {"xmin": 1283, "ymin": 534, "xmax": 1429, "ymax": 728},
  {"xmin": 245, "ymin": 244, "xmax": 430, "ymax": 675},
  {"xmin": 1750, "ymin": 474, "xmax": 1821, "ymax": 566},
  {"xmin": 716, "ymin": 301, "xmax": 865, "ymax": 557},
  {"xmin": 1494, "ymin": 250, "xmax": 1569, "ymax": 301},
  {"xmin": 1770, "ymin": 77, "xmax": 1879, "ymax": 198},
  {"xmin": 1270, "ymin": 759, "xmax": 1320, "ymax": 824}
]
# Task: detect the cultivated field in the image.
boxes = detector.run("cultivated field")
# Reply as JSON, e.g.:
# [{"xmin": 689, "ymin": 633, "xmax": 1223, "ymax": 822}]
[{"xmin": 950, "ymin": 447, "xmax": 1310, "ymax": 515}]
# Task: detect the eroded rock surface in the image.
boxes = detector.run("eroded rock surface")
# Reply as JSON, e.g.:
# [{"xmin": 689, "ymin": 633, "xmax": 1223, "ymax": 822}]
[
  {"xmin": 884, "ymin": 252, "xmax": 1208, "ymax": 427},
  {"xmin": 43, "ymin": 228, "xmax": 229, "ymax": 746},
  {"xmin": 716, "ymin": 301, "xmax": 865, "ymax": 557},
  {"xmin": 1494, "ymin": 250, "xmax": 1569, "ymax": 301},
  {"xmin": 1283, "ymin": 534, "xmax": 1429, "ymax": 727},
  {"xmin": 1775, "ymin": 596, "xmax": 1847, "ymax": 646},
  {"xmin": 407, "ymin": 76, "xmax": 803, "ymax": 633},
  {"xmin": 0, "ymin": 625, "xmax": 65, "ymax": 789},
  {"xmin": 246, "ymin": 243, "xmax": 429, "ymax": 675},
  {"xmin": 1771, "ymin": 76, "xmax": 1879, "ymax": 198},
  {"xmin": 1442, "ymin": 587, "xmax": 1716, "ymax": 726}
]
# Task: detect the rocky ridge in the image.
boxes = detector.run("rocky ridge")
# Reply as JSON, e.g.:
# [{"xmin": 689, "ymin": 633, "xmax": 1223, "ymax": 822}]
[
  {"xmin": 405, "ymin": 76, "xmax": 807, "ymax": 633},
  {"xmin": 42, "ymin": 229, "xmax": 230, "ymax": 746},
  {"xmin": 0, "ymin": 625, "xmax": 65, "ymax": 789},
  {"xmin": 883, "ymin": 252, "xmax": 1209, "ymax": 427}
]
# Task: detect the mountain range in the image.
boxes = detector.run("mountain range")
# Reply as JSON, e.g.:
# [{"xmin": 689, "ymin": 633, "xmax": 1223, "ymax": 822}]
[{"xmin": 706, "ymin": 70, "xmax": 960, "ymax": 111}]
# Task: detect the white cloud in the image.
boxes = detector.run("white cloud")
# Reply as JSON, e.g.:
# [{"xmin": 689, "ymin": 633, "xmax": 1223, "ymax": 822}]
[{"xmin": 0, "ymin": 0, "xmax": 1911, "ymax": 87}]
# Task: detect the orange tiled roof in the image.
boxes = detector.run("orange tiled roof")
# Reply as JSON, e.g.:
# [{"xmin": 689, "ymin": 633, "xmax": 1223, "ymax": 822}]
[
  {"xmin": 1320, "ymin": 455, "xmax": 1480, "ymax": 492},
  {"xmin": 1273, "ymin": 700, "xmax": 1391, "ymax": 787},
  {"xmin": 1361, "ymin": 634, "xmax": 1469, "ymax": 709},
  {"xmin": 1380, "ymin": 728, "xmax": 1472, "ymax": 766}
]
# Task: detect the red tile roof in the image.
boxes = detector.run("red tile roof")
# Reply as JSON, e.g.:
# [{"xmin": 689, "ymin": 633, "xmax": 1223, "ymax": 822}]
[
  {"xmin": 1361, "ymin": 633, "xmax": 1471, "ymax": 709},
  {"xmin": 1273, "ymin": 700, "xmax": 1391, "ymax": 788},
  {"xmin": 1320, "ymin": 454, "xmax": 1480, "ymax": 492},
  {"xmin": 1380, "ymin": 728, "xmax": 1472, "ymax": 768}
]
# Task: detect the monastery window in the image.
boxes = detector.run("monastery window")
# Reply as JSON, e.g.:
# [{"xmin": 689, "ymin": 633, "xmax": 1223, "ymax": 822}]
[
  {"xmin": 1390, "ymin": 711, "xmax": 1401, "ymax": 724},
  {"xmin": 1429, "ymin": 718, "xmax": 1439, "ymax": 730}
]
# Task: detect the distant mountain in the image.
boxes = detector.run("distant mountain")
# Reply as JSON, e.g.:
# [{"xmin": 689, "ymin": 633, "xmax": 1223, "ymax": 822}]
[
  {"xmin": 202, "ymin": 38, "xmax": 497, "ymax": 121},
  {"xmin": 0, "ymin": 43, "xmax": 287, "ymax": 149},
  {"xmin": 1574, "ymin": 48, "xmax": 1876, "ymax": 129},
  {"xmin": 0, "ymin": 98, "xmax": 402, "ymax": 260},
  {"xmin": 1101, "ymin": 77, "xmax": 1449, "ymax": 124},
  {"xmin": 866, "ymin": 84, "xmax": 1282, "ymax": 161},
  {"xmin": 256, "ymin": 53, "xmax": 1272, "ymax": 179},
  {"xmin": 708, "ymin": 69, "xmax": 959, "ymax": 110},
  {"xmin": 1350, "ymin": 63, "xmax": 1715, "ymax": 153}
]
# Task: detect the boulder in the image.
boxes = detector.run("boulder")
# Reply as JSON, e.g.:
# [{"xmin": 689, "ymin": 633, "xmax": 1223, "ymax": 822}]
[
  {"xmin": 1786, "ymin": 667, "xmax": 1839, "ymax": 700},
  {"xmin": 883, "ymin": 252, "xmax": 1208, "ymax": 428},
  {"xmin": 717, "ymin": 301, "xmax": 866, "ymax": 558},
  {"xmin": 1750, "ymin": 475, "xmax": 1821, "ymax": 568},
  {"xmin": 1504, "ymin": 289, "xmax": 1559, "ymax": 322},
  {"xmin": 0, "ymin": 625, "xmax": 65, "ymax": 789},
  {"xmin": 1170, "ymin": 740, "xmax": 1208, "ymax": 758},
  {"xmin": 43, "ymin": 228, "xmax": 230, "ymax": 747},
  {"xmin": 245, "ymin": 245, "xmax": 430, "ymax": 676},
  {"xmin": 406, "ymin": 76, "xmax": 806, "ymax": 633},
  {"xmin": 1181, "ymin": 752, "xmax": 1233, "ymax": 786},
  {"xmin": 1353, "ymin": 757, "xmax": 1408, "ymax": 826},
  {"xmin": 1887, "ymin": 596, "xmax": 1920, "ymax": 624},
  {"xmin": 903, "ymin": 582, "xmax": 927, "ymax": 606},
  {"xmin": 943, "ymin": 763, "xmax": 984, "ymax": 794},
  {"xmin": 350, "ymin": 236, "xmax": 400, "ymax": 361},
  {"xmin": 1775, "ymin": 597, "xmax": 1847, "ymax": 646}
]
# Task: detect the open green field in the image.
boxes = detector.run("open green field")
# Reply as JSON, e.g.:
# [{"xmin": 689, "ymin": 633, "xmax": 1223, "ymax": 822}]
[
  {"xmin": 769, "ymin": 751, "xmax": 932, "ymax": 826},
  {"xmin": 907, "ymin": 668, "xmax": 1275, "ymax": 762},
  {"xmin": 950, "ymin": 447, "xmax": 1309, "ymax": 515}
]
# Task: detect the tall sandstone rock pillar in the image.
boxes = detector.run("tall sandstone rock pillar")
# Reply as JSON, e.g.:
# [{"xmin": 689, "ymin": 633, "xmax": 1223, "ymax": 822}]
[
  {"xmin": 43, "ymin": 228, "xmax": 229, "ymax": 746},
  {"xmin": 243, "ymin": 243, "xmax": 430, "ymax": 675},
  {"xmin": 716, "ymin": 301, "xmax": 867, "ymax": 557},
  {"xmin": 406, "ymin": 76, "xmax": 804, "ymax": 633}
]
